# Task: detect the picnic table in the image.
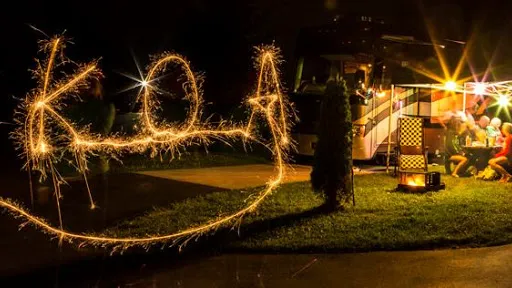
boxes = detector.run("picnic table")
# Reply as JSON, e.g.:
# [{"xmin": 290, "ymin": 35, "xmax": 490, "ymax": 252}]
[{"xmin": 462, "ymin": 144, "xmax": 503, "ymax": 171}]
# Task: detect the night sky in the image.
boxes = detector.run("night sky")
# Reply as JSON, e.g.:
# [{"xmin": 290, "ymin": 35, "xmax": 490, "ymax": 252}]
[
  {"xmin": 0, "ymin": 0, "xmax": 510, "ymax": 164},
  {"xmin": 0, "ymin": 1, "xmax": 507, "ymax": 104}
]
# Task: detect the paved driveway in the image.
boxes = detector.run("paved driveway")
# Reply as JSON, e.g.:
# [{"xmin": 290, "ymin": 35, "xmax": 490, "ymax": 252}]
[
  {"xmin": 93, "ymin": 245, "xmax": 512, "ymax": 287},
  {"xmin": 137, "ymin": 164, "xmax": 313, "ymax": 189},
  {"xmin": 136, "ymin": 164, "xmax": 383, "ymax": 190},
  {"xmin": 56, "ymin": 245, "xmax": 512, "ymax": 288}
]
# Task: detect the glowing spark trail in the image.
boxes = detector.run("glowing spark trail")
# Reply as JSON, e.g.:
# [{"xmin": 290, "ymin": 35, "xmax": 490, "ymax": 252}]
[{"xmin": 2, "ymin": 37, "xmax": 291, "ymax": 251}]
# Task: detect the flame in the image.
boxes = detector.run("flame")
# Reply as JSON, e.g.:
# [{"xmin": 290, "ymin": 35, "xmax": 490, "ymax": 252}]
[{"xmin": 406, "ymin": 176, "xmax": 425, "ymax": 187}]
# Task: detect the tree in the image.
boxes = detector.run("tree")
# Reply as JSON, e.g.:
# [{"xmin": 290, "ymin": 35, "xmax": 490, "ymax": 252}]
[{"xmin": 311, "ymin": 79, "xmax": 353, "ymax": 210}]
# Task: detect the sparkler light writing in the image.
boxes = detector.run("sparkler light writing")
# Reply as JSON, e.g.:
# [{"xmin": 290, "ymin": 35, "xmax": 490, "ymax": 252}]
[{"xmin": 1, "ymin": 36, "xmax": 291, "ymax": 251}]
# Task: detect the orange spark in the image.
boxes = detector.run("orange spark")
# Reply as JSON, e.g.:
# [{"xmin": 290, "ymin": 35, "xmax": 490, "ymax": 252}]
[{"xmin": 4, "ymin": 37, "xmax": 291, "ymax": 252}]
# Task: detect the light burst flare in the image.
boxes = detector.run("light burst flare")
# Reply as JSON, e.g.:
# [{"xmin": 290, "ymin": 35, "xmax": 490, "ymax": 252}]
[
  {"xmin": 498, "ymin": 94, "xmax": 510, "ymax": 107},
  {"xmin": 2, "ymin": 37, "xmax": 291, "ymax": 252},
  {"xmin": 473, "ymin": 83, "xmax": 486, "ymax": 95},
  {"xmin": 444, "ymin": 80, "xmax": 457, "ymax": 91}
]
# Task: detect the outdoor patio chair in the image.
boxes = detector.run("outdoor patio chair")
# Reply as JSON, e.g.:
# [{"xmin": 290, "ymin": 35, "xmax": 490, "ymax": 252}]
[{"xmin": 395, "ymin": 116, "xmax": 428, "ymax": 175}]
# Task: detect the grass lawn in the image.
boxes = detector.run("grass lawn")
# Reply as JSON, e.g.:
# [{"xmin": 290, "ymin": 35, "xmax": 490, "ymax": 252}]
[
  {"xmin": 108, "ymin": 152, "xmax": 269, "ymax": 173},
  {"xmin": 58, "ymin": 151, "xmax": 270, "ymax": 177},
  {"xmin": 105, "ymin": 167, "xmax": 512, "ymax": 252}
]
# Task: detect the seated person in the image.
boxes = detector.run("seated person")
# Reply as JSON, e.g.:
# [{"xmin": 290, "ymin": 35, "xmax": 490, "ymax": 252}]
[
  {"xmin": 465, "ymin": 119, "xmax": 478, "ymax": 143},
  {"xmin": 488, "ymin": 117, "xmax": 504, "ymax": 144},
  {"xmin": 488, "ymin": 123, "xmax": 512, "ymax": 182},
  {"xmin": 474, "ymin": 116, "xmax": 490, "ymax": 143},
  {"xmin": 445, "ymin": 117, "xmax": 469, "ymax": 177}
]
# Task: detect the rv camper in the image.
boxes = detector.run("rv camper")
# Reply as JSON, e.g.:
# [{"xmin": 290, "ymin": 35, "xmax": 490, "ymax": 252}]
[{"xmin": 290, "ymin": 15, "xmax": 465, "ymax": 163}]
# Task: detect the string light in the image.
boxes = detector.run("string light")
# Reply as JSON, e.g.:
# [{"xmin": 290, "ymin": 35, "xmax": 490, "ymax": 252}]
[{"xmin": 2, "ymin": 37, "xmax": 291, "ymax": 251}]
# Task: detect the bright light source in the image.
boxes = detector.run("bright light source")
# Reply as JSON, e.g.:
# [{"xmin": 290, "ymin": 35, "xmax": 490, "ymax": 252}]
[
  {"xmin": 474, "ymin": 83, "xmax": 486, "ymax": 95},
  {"xmin": 141, "ymin": 80, "xmax": 148, "ymax": 87},
  {"xmin": 498, "ymin": 94, "xmax": 510, "ymax": 107},
  {"xmin": 444, "ymin": 81, "xmax": 457, "ymax": 91},
  {"xmin": 376, "ymin": 91, "xmax": 386, "ymax": 98},
  {"xmin": 38, "ymin": 142, "xmax": 48, "ymax": 154},
  {"xmin": 35, "ymin": 101, "xmax": 45, "ymax": 108}
]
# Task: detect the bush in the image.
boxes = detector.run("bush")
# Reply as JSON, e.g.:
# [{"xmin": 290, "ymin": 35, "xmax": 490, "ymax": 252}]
[{"xmin": 310, "ymin": 79, "xmax": 353, "ymax": 210}]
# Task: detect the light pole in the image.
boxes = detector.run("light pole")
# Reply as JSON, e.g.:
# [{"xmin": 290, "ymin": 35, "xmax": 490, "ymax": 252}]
[
  {"xmin": 463, "ymin": 82, "xmax": 467, "ymax": 114},
  {"xmin": 386, "ymin": 84, "xmax": 394, "ymax": 173}
]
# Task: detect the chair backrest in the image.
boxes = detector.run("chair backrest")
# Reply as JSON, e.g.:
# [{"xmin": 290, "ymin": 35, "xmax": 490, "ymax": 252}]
[
  {"xmin": 397, "ymin": 116, "xmax": 427, "ymax": 172},
  {"xmin": 398, "ymin": 117, "xmax": 424, "ymax": 155}
]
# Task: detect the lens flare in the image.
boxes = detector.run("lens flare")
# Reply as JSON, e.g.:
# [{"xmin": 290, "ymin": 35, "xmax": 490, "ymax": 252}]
[
  {"xmin": 2, "ymin": 37, "xmax": 292, "ymax": 251},
  {"xmin": 444, "ymin": 81, "xmax": 457, "ymax": 91},
  {"xmin": 473, "ymin": 83, "xmax": 486, "ymax": 95},
  {"xmin": 476, "ymin": 81, "xmax": 512, "ymax": 118},
  {"xmin": 498, "ymin": 94, "xmax": 510, "ymax": 107}
]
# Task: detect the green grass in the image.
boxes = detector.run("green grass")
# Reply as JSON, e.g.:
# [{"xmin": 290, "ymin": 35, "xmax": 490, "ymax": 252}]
[
  {"xmin": 105, "ymin": 168, "xmax": 512, "ymax": 252},
  {"xmin": 58, "ymin": 152, "xmax": 269, "ymax": 176},
  {"xmin": 108, "ymin": 152, "xmax": 269, "ymax": 173}
]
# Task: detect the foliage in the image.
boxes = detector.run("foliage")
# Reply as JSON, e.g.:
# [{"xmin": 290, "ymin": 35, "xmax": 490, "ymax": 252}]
[
  {"xmin": 106, "ymin": 168, "xmax": 512, "ymax": 252},
  {"xmin": 310, "ymin": 79, "xmax": 353, "ymax": 209}
]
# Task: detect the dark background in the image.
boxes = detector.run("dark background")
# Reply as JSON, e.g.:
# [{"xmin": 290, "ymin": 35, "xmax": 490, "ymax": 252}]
[{"xmin": 0, "ymin": 0, "xmax": 510, "ymax": 170}]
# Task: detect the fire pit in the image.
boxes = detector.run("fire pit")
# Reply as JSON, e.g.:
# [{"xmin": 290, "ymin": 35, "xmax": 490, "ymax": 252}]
[{"xmin": 397, "ymin": 171, "xmax": 445, "ymax": 192}]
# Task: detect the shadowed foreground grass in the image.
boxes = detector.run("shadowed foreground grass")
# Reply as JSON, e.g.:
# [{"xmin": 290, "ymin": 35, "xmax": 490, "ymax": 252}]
[
  {"xmin": 109, "ymin": 152, "xmax": 269, "ymax": 173},
  {"xmin": 59, "ymin": 152, "xmax": 269, "ymax": 176},
  {"xmin": 105, "ymin": 171, "xmax": 512, "ymax": 252}
]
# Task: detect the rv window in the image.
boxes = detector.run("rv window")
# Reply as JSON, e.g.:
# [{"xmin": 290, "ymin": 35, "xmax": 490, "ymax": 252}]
[
  {"xmin": 350, "ymin": 94, "xmax": 367, "ymax": 105},
  {"xmin": 418, "ymin": 88, "xmax": 431, "ymax": 102},
  {"xmin": 345, "ymin": 69, "xmax": 366, "ymax": 90},
  {"xmin": 355, "ymin": 70, "xmax": 365, "ymax": 84},
  {"xmin": 301, "ymin": 57, "xmax": 331, "ymax": 84},
  {"xmin": 290, "ymin": 94, "xmax": 322, "ymax": 134},
  {"xmin": 344, "ymin": 73, "xmax": 356, "ymax": 90},
  {"xmin": 373, "ymin": 61, "xmax": 384, "ymax": 85}
]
